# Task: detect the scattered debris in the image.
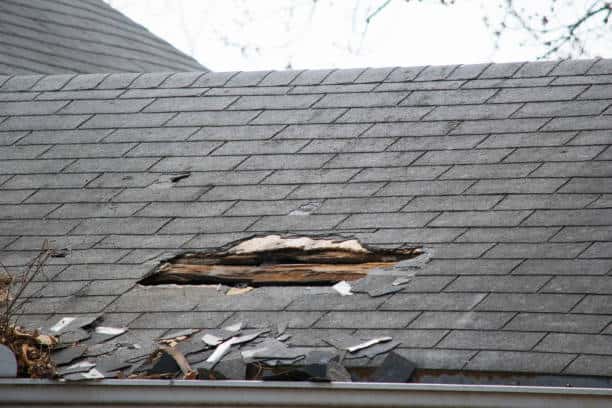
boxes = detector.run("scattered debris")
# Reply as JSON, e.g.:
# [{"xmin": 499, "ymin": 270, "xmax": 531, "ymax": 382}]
[
  {"xmin": 347, "ymin": 337, "xmax": 392, "ymax": 353},
  {"xmin": 332, "ymin": 281, "xmax": 353, "ymax": 296},
  {"xmin": 226, "ymin": 286, "xmax": 253, "ymax": 296}
]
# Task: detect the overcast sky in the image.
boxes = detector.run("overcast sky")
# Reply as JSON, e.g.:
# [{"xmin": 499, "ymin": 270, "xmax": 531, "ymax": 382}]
[{"xmin": 107, "ymin": 0, "xmax": 610, "ymax": 71}]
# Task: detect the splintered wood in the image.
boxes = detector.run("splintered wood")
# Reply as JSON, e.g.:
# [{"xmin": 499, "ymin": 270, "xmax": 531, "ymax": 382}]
[{"xmin": 141, "ymin": 235, "xmax": 421, "ymax": 286}]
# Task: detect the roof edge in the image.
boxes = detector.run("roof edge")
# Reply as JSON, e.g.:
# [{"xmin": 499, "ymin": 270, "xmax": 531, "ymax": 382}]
[{"xmin": 1, "ymin": 379, "xmax": 611, "ymax": 407}]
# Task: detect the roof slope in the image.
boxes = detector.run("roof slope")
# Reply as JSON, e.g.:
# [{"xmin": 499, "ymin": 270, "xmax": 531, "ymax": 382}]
[
  {"xmin": 0, "ymin": 60, "xmax": 611, "ymax": 378},
  {"xmin": 0, "ymin": 0, "xmax": 205, "ymax": 74}
]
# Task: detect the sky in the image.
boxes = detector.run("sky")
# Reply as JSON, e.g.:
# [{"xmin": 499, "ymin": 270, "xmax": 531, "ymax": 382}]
[{"xmin": 106, "ymin": 0, "xmax": 611, "ymax": 71}]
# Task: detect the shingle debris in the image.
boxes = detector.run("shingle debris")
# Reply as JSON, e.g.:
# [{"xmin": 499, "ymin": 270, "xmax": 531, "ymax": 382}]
[{"xmin": 38, "ymin": 313, "xmax": 413, "ymax": 382}]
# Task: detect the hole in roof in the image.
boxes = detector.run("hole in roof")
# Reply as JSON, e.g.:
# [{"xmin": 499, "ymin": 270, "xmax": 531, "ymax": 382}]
[{"xmin": 139, "ymin": 235, "xmax": 422, "ymax": 287}]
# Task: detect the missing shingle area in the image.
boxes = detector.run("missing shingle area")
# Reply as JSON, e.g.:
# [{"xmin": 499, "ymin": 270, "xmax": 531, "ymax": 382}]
[{"xmin": 139, "ymin": 235, "xmax": 422, "ymax": 287}]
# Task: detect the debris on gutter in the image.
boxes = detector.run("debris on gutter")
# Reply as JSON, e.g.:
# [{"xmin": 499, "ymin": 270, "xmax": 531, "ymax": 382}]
[
  {"xmin": 140, "ymin": 235, "xmax": 422, "ymax": 287},
  {"xmin": 0, "ymin": 312, "xmax": 415, "ymax": 384}
]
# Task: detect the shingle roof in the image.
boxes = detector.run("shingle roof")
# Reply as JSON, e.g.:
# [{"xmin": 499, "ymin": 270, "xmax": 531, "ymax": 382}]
[
  {"xmin": 1, "ymin": 59, "xmax": 611, "ymax": 378},
  {"xmin": 0, "ymin": 0, "xmax": 205, "ymax": 74}
]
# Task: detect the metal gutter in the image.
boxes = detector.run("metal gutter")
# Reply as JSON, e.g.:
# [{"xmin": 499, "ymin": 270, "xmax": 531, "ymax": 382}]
[{"xmin": 1, "ymin": 379, "xmax": 611, "ymax": 407}]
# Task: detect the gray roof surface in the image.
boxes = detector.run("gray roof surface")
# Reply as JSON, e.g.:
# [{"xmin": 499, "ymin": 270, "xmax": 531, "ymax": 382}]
[
  {"xmin": 0, "ymin": 0, "xmax": 205, "ymax": 74},
  {"xmin": 0, "ymin": 59, "xmax": 611, "ymax": 377}
]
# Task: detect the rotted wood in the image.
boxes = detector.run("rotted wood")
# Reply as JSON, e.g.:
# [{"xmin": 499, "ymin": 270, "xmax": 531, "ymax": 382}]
[{"xmin": 141, "ymin": 246, "xmax": 421, "ymax": 286}]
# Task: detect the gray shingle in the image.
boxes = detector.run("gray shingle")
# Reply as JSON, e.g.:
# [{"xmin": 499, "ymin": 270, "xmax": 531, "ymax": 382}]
[
  {"xmin": 0, "ymin": 204, "xmax": 57, "ymax": 219},
  {"xmin": 513, "ymin": 259, "xmax": 612, "ymax": 275},
  {"xmin": 403, "ymin": 195, "xmax": 501, "ymax": 211},
  {"xmin": 0, "ymin": 114, "xmax": 90, "ymax": 131},
  {"xmin": 467, "ymin": 178, "xmax": 566, "ymax": 194},
  {"xmin": 363, "ymin": 121, "xmax": 460, "ymax": 137},
  {"xmin": 388, "ymin": 135, "xmax": 484, "ymax": 151},
  {"xmin": 25, "ymin": 188, "xmax": 119, "ymax": 204},
  {"xmin": 126, "ymin": 141, "xmax": 220, "ymax": 157},
  {"xmin": 151, "ymin": 156, "xmax": 245, "ymax": 172},
  {"xmin": 514, "ymin": 61, "xmax": 559, "ymax": 77},
  {"xmin": 252, "ymin": 109, "xmax": 346, "ymax": 125},
  {"xmin": 42, "ymin": 143, "xmax": 134, "ymax": 158},
  {"xmin": 515, "ymin": 100, "xmax": 609, "ymax": 117},
  {"xmin": 315, "ymin": 92, "xmax": 405, "ymax": 108},
  {"xmin": 248, "ymin": 214, "xmax": 345, "ymax": 232},
  {"xmin": 552, "ymin": 226, "xmax": 612, "ymax": 242},
  {"xmin": 486, "ymin": 243, "xmax": 586, "ymax": 259},
  {"xmin": 477, "ymin": 132, "xmax": 576, "ymax": 148},
  {"xmin": 159, "ymin": 217, "xmax": 257, "ymax": 234},
  {"xmin": 425, "ymin": 104, "xmax": 521, "ymax": 120},
  {"xmin": 237, "ymin": 154, "xmax": 332, "ymax": 170},
  {"xmin": 377, "ymin": 180, "xmax": 473, "ymax": 196},
  {"xmin": 430, "ymin": 210, "xmax": 531, "ymax": 227},
  {"xmin": 581, "ymin": 242, "xmax": 612, "ymax": 258},
  {"xmin": 144, "ymin": 96, "xmax": 236, "ymax": 112},
  {"xmin": 201, "ymin": 185, "xmax": 294, "ymax": 201},
  {"xmin": 402, "ymin": 89, "xmax": 495, "ymax": 106},
  {"xmin": 0, "ymin": 219, "xmax": 79, "ymax": 236},
  {"xmin": 490, "ymin": 85, "xmax": 586, "ymax": 103},
  {"xmin": 191, "ymin": 126, "xmax": 283, "ymax": 140},
  {"xmin": 559, "ymin": 178, "xmax": 612, "ymax": 194},
  {"xmin": 263, "ymin": 169, "xmax": 359, "ymax": 184},
  {"xmin": 72, "ymin": 217, "xmax": 168, "ymax": 235},
  {"xmin": 543, "ymin": 115, "xmax": 612, "ymax": 131},
  {"xmin": 0, "ymin": 159, "xmax": 72, "ymax": 174},
  {"xmin": 456, "ymin": 227, "xmax": 559, "ymax": 243},
  {"xmin": 479, "ymin": 62, "xmax": 524, "ymax": 78},
  {"xmin": 338, "ymin": 212, "xmax": 438, "ymax": 229},
  {"xmin": 136, "ymin": 202, "xmax": 233, "ymax": 218},
  {"xmin": 504, "ymin": 146, "xmax": 604, "ymax": 163},
  {"xmin": 316, "ymin": 197, "xmax": 410, "ymax": 214},
  {"xmin": 212, "ymin": 139, "xmax": 308, "ymax": 155},
  {"xmin": 224, "ymin": 200, "xmax": 307, "ymax": 217},
  {"xmin": 551, "ymin": 59, "xmax": 597, "ymax": 76},
  {"xmin": 409, "ymin": 311, "xmax": 513, "ymax": 330},
  {"xmin": 96, "ymin": 234, "xmax": 193, "ymax": 249},
  {"xmin": 128, "ymin": 73, "xmax": 172, "ymax": 89},
  {"xmin": 167, "ymin": 110, "xmax": 258, "ymax": 126},
  {"xmin": 275, "ymin": 124, "xmax": 369, "ymax": 139},
  {"xmin": 466, "ymin": 351, "xmax": 574, "ymax": 374},
  {"xmin": 65, "ymin": 158, "xmax": 158, "ymax": 172},
  {"xmin": 258, "ymin": 70, "xmax": 302, "ymax": 86},
  {"xmin": 439, "ymin": 330, "xmax": 544, "ymax": 351},
  {"xmin": 287, "ymin": 182, "xmax": 381, "ymax": 200},
  {"xmin": 476, "ymin": 294, "xmax": 581, "ymax": 313},
  {"xmin": 325, "ymin": 151, "xmax": 421, "ymax": 168},
  {"xmin": 564, "ymin": 355, "xmax": 612, "ymax": 377},
  {"xmin": 337, "ymin": 107, "xmax": 431, "ymax": 123},
  {"xmin": 49, "ymin": 203, "xmax": 143, "ymax": 219},
  {"xmin": 230, "ymin": 94, "xmax": 319, "ymax": 110},
  {"xmin": 19, "ymin": 129, "xmax": 111, "ymax": 145},
  {"xmin": 535, "ymin": 333, "xmax": 612, "ymax": 355},
  {"xmin": 315, "ymin": 311, "xmax": 419, "ymax": 329},
  {"xmin": 81, "ymin": 113, "xmax": 173, "ymax": 128},
  {"xmin": 440, "ymin": 163, "xmax": 538, "ymax": 179},
  {"xmin": 355, "ymin": 228, "xmax": 465, "ymax": 244},
  {"xmin": 531, "ymin": 161, "xmax": 612, "ymax": 177},
  {"xmin": 353, "ymin": 166, "xmax": 449, "ymax": 182},
  {"xmin": 523, "ymin": 209, "xmax": 612, "ymax": 226},
  {"xmin": 130, "ymin": 311, "xmax": 232, "ymax": 329},
  {"xmin": 381, "ymin": 293, "xmax": 486, "ymax": 311},
  {"xmin": 415, "ymin": 149, "xmax": 513, "ymax": 165},
  {"xmin": 451, "ymin": 118, "xmax": 548, "ymax": 135},
  {"xmin": 112, "ymin": 187, "xmax": 206, "ymax": 202},
  {"xmin": 505, "ymin": 313, "xmax": 609, "ymax": 333},
  {"xmin": 572, "ymin": 295, "xmax": 612, "ymax": 314},
  {"xmin": 60, "ymin": 99, "xmax": 153, "ymax": 114},
  {"xmin": 445, "ymin": 276, "xmax": 549, "ymax": 292},
  {"xmin": 0, "ymin": 100, "xmax": 68, "ymax": 115}
]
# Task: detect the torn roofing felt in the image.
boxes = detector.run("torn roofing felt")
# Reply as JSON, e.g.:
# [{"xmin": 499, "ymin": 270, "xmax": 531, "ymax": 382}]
[
  {"xmin": 0, "ymin": 58, "xmax": 612, "ymax": 379},
  {"xmin": 0, "ymin": 0, "xmax": 206, "ymax": 75}
]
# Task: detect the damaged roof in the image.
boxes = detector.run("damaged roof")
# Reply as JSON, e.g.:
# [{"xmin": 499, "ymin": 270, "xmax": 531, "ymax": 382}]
[
  {"xmin": 0, "ymin": 0, "xmax": 205, "ymax": 74},
  {"xmin": 0, "ymin": 58, "xmax": 612, "ymax": 379}
]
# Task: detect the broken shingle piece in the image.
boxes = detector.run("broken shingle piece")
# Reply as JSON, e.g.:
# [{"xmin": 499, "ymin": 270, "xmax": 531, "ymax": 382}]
[
  {"xmin": 241, "ymin": 339, "xmax": 305, "ymax": 362},
  {"xmin": 47, "ymin": 315, "xmax": 102, "ymax": 335},
  {"xmin": 52, "ymin": 345, "xmax": 87, "ymax": 366},
  {"xmin": 370, "ymin": 352, "xmax": 416, "ymax": 383},
  {"xmin": 59, "ymin": 328, "xmax": 90, "ymax": 345},
  {"xmin": 57, "ymin": 360, "xmax": 96, "ymax": 376},
  {"xmin": 351, "ymin": 275, "xmax": 408, "ymax": 297}
]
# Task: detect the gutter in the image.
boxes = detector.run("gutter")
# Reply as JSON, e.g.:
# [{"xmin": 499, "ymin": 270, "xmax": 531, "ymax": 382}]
[{"xmin": 1, "ymin": 379, "xmax": 611, "ymax": 407}]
